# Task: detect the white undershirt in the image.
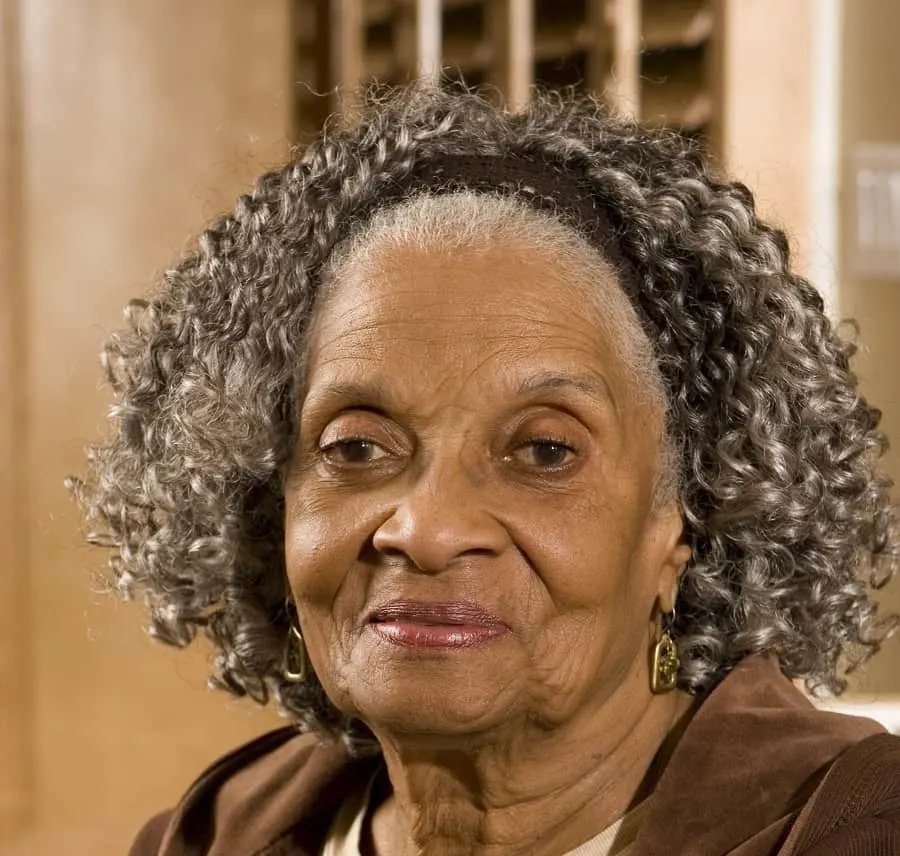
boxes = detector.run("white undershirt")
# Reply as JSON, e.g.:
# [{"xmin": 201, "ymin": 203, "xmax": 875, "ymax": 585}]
[{"xmin": 321, "ymin": 769, "xmax": 646, "ymax": 856}]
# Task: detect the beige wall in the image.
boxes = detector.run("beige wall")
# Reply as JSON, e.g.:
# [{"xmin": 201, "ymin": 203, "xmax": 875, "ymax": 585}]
[
  {"xmin": 838, "ymin": 0, "xmax": 900, "ymax": 692},
  {"xmin": 1, "ymin": 2, "xmax": 291, "ymax": 852}
]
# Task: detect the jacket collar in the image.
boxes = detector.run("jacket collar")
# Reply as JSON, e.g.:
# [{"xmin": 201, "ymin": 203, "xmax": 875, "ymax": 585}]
[
  {"xmin": 159, "ymin": 728, "xmax": 377, "ymax": 855},
  {"xmin": 632, "ymin": 655, "xmax": 883, "ymax": 855}
]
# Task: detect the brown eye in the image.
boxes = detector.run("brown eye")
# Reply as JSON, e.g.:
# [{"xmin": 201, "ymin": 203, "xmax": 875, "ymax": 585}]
[
  {"xmin": 509, "ymin": 438, "xmax": 577, "ymax": 470},
  {"xmin": 321, "ymin": 438, "xmax": 389, "ymax": 465}
]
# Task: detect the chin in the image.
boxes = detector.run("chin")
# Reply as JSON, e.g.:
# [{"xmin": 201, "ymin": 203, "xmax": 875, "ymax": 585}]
[{"xmin": 341, "ymin": 681, "xmax": 519, "ymax": 745}]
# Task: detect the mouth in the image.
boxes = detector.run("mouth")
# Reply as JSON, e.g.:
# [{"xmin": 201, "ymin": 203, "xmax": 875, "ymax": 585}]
[{"xmin": 366, "ymin": 600, "xmax": 510, "ymax": 650}]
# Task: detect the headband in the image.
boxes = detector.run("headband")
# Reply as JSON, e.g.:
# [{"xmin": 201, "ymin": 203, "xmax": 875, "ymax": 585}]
[{"xmin": 373, "ymin": 153, "xmax": 644, "ymax": 306}]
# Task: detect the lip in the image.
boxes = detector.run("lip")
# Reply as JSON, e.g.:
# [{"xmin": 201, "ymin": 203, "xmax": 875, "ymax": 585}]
[{"xmin": 367, "ymin": 600, "xmax": 510, "ymax": 650}]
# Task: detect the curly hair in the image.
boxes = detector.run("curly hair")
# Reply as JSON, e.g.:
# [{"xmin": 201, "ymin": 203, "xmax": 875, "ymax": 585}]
[{"xmin": 68, "ymin": 84, "xmax": 898, "ymax": 746}]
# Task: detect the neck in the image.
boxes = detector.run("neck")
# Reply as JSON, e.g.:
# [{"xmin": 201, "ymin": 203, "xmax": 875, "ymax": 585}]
[{"xmin": 367, "ymin": 690, "xmax": 695, "ymax": 856}]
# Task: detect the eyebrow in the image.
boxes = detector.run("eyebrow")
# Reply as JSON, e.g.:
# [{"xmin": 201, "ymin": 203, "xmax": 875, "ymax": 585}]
[
  {"xmin": 300, "ymin": 373, "xmax": 618, "ymax": 419},
  {"xmin": 515, "ymin": 372, "xmax": 616, "ymax": 404},
  {"xmin": 301, "ymin": 381, "xmax": 391, "ymax": 413}
]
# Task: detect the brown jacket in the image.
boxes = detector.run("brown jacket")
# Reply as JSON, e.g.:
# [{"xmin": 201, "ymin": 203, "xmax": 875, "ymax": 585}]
[{"xmin": 130, "ymin": 656, "xmax": 900, "ymax": 856}]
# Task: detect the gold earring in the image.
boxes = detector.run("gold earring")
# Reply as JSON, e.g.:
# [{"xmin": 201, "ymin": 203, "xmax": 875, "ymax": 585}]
[
  {"xmin": 283, "ymin": 624, "xmax": 308, "ymax": 683},
  {"xmin": 650, "ymin": 611, "xmax": 679, "ymax": 694}
]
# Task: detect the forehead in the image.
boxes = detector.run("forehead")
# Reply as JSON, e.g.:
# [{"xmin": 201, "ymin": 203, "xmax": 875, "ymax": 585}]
[{"xmin": 308, "ymin": 241, "xmax": 630, "ymax": 369}]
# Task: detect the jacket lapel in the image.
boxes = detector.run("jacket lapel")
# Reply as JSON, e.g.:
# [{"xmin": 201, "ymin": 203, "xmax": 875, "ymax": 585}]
[
  {"xmin": 160, "ymin": 727, "xmax": 376, "ymax": 856},
  {"xmin": 632, "ymin": 656, "xmax": 883, "ymax": 856}
]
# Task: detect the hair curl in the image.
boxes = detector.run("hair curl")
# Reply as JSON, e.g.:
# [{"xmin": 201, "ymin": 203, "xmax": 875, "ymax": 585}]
[{"xmin": 69, "ymin": 84, "xmax": 898, "ymax": 746}]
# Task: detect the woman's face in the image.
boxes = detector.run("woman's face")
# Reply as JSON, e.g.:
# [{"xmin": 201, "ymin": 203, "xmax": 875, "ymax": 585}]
[{"xmin": 284, "ymin": 237, "xmax": 687, "ymax": 741}]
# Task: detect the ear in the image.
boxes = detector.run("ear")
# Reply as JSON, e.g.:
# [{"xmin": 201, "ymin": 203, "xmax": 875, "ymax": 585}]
[{"xmin": 651, "ymin": 499, "xmax": 692, "ymax": 615}]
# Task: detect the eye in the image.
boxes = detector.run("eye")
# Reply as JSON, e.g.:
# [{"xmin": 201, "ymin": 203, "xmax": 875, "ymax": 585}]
[
  {"xmin": 508, "ymin": 438, "xmax": 577, "ymax": 471},
  {"xmin": 320, "ymin": 438, "xmax": 389, "ymax": 465}
]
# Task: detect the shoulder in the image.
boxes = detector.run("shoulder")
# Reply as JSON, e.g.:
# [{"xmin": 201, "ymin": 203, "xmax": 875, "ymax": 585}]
[
  {"xmin": 130, "ymin": 810, "xmax": 175, "ymax": 856},
  {"xmin": 128, "ymin": 726, "xmax": 376, "ymax": 856},
  {"xmin": 789, "ymin": 732, "xmax": 900, "ymax": 855}
]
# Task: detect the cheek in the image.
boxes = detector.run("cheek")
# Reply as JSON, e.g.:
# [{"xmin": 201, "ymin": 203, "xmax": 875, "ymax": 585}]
[
  {"xmin": 283, "ymin": 488, "xmax": 378, "ymax": 701},
  {"xmin": 522, "ymin": 480, "xmax": 645, "ymax": 610},
  {"xmin": 283, "ymin": 486, "xmax": 370, "ymax": 605},
  {"xmin": 516, "ymin": 472, "xmax": 659, "ymax": 683}
]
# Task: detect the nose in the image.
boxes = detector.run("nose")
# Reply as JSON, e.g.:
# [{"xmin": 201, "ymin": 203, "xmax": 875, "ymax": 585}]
[{"xmin": 371, "ymin": 461, "xmax": 509, "ymax": 572}]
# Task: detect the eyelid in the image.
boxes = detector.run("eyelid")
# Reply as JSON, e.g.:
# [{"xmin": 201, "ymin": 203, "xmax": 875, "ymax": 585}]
[
  {"xmin": 500, "ymin": 408, "xmax": 588, "ymax": 475},
  {"xmin": 320, "ymin": 435, "xmax": 385, "ymax": 452},
  {"xmin": 506, "ymin": 406, "xmax": 588, "ymax": 442},
  {"xmin": 317, "ymin": 410, "xmax": 389, "ymax": 442},
  {"xmin": 519, "ymin": 432, "xmax": 576, "ymax": 447},
  {"xmin": 318, "ymin": 426, "xmax": 382, "ymax": 450},
  {"xmin": 315, "ymin": 410, "xmax": 411, "ymax": 466}
]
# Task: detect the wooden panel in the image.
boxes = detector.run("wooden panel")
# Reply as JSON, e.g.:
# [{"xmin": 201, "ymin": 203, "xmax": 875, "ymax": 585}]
[
  {"xmin": 303, "ymin": 0, "xmax": 719, "ymax": 133},
  {"xmin": 417, "ymin": 0, "xmax": 443, "ymax": 80},
  {"xmin": 608, "ymin": 0, "xmax": 640, "ymax": 116},
  {"xmin": 487, "ymin": 0, "xmax": 534, "ymax": 109},
  {"xmin": 330, "ymin": 0, "xmax": 364, "ymax": 106},
  {"xmin": 443, "ymin": 1, "xmax": 489, "ymax": 87},
  {"xmin": 394, "ymin": 0, "xmax": 418, "ymax": 84},
  {"xmin": 639, "ymin": 0, "xmax": 715, "ymax": 131},
  {"xmin": 641, "ymin": 44, "xmax": 713, "ymax": 129},
  {"xmin": 586, "ymin": 0, "xmax": 613, "ymax": 96},
  {"xmin": 642, "ymin": 0, "xmax": 713, "ymax": 51},
  {"xmin": 717, "ymin": 0, "xmax": 814, "ymax": 275},
  {"xmin": 4, "ymin": 1, "xmax": 292, "ymax": 852},
  {"xmin": 703, "ymin": 0, "xmax": 726, "ymax": 156},
  {"xmin": 0, "ymin": 0, "xmax": 31, "ymax": 844}
]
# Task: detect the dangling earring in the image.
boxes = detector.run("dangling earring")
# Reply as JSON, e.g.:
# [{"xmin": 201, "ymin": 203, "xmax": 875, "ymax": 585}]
[
  {"xmin": 283, "ymin": 624, "xmax": 308, "ymax": 683},
  {"xmin": 650, "ymin": 610, "xmax": 679, "ymax": 694}
]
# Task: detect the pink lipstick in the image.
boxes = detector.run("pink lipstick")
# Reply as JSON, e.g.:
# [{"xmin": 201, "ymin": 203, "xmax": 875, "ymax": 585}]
[{"xmin": 368, "ymin": 600, "xmax": 509, "ymax": 649}]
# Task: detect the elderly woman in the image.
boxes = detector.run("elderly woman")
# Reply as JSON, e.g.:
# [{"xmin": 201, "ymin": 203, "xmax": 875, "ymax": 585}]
[{"xmin": 71, "ymin": 86, "xmax": 900, "ymax": 856}]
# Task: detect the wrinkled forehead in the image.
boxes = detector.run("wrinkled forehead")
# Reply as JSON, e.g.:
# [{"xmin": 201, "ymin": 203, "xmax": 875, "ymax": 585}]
[
  {"xmin": 314, "ymin": 202, "xmax": 656, "ymax": 396},
  {"xmin": 312, "ymin": 240, "xmax": 616, "ymax": 362},
  {"xmin": 307, "ymin": 238, "xmax": 653, "ymax": 416},
  {"xmin": 316, "ymin": 194, "xmax": 641, "ymax": 346}
]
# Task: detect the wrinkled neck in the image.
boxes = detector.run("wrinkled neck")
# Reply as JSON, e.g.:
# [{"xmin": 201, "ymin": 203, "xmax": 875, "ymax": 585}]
[{"xmin": 366, "ymin": 691, "xmax": 695, "ymax": 856}]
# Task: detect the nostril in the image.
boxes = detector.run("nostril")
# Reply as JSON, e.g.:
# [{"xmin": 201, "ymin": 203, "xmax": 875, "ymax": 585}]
[{"xmin": 369, "ymin": 501, "xmax": 508, "ymax": 572}]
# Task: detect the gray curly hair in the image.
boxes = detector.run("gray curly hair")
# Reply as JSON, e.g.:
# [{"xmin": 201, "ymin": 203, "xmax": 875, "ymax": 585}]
[{"xmin": 68, "ymin": 84, "xmax": 898, "ymax": 746}]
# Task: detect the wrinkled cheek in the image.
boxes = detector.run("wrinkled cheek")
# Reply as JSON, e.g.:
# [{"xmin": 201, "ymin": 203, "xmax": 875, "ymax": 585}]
[
  {"xmin": 524, "ymin": 614, "xmax": 638, "ymax": 724},
  {"xmin": 285, "ymin": 525, "xmax": 338, "ymax": 602},
  {"xmin": 283, "ymin": 498, "xmax": 374, "ymax": 686},
  {"xmin": 526, "ymin": 620, "xmax": 599, "ymax": 695},
  {"xmin": 284, "ymin": 492, "xmax": 358, "ymax": 597}
]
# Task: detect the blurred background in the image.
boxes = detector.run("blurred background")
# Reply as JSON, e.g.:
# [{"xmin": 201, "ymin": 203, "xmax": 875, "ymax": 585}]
[{"xmin": 3, "ymin": 0, "xmax": 900, "ymax": 852}]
